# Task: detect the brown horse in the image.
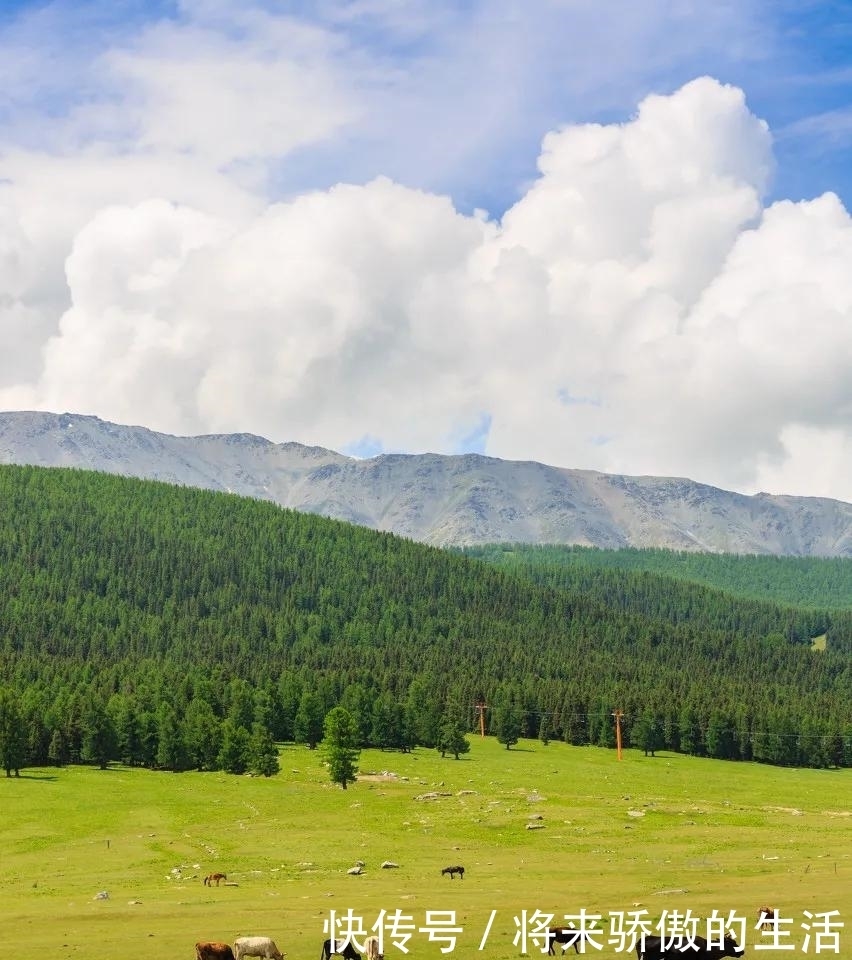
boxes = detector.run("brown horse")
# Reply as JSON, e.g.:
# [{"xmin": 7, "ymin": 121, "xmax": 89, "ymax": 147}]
[
  {"xmin": 203, "ymin": 872, "xmax": 227, "ymax": 887},
  {"xmin": 757, "ymin": 906, "xmax": 777, "ymax": 931}
]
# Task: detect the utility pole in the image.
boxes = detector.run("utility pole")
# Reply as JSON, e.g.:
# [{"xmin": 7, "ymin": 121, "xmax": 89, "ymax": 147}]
[
  {"xmin": 612, "ymin": 709, "xmax": 623, "ymax": 761},
  {"xmin": 474, "ymin": 700, "xmax": 488, "ymax": 738}
]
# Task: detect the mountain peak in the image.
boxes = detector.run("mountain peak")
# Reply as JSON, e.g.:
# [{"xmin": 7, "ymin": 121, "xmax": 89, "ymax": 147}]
[{"xmin": 1, "ymin": 410, "xmax": 850, "ymax": 556}]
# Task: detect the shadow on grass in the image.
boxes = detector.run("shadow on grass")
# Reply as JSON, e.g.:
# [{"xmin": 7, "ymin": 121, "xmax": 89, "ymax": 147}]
[{"xmin": 9, "ymin": 772, "xmax": 58, "ymax": 781}]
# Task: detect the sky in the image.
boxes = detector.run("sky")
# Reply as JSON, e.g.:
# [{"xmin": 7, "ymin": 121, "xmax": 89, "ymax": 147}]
[{"xmin": 2, "ymin": 0, "xmax": 852, "ymax": 502}]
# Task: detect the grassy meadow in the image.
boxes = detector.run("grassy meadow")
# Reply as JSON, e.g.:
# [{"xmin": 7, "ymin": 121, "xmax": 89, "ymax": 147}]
[{"xmin": 2, "ymin": 737, "xmax": 850, "ymax": 960}]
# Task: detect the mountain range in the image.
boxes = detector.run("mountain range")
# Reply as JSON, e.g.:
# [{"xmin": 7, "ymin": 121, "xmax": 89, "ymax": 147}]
[{"xmin": 2, "ymin": 409, "xmax": 851, "ymax": 556}]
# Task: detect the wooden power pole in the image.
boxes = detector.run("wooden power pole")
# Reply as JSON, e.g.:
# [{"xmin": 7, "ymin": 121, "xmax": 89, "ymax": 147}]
[
  {"xmin": 475, "ymin": 700, "xmax": 488, "ymax": 737},
  {"xmin": 612, "ymin": 709, "xmax": 624, "ymax": 760}
]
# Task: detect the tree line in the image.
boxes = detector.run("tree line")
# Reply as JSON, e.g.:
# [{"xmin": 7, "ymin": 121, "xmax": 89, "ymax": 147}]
[{"xmin": 0, "ymin": 464, "xmax": 850, "ymax": 776}]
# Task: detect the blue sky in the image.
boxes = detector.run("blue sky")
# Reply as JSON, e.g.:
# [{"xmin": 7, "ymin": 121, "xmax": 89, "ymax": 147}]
[
  {"xmin": 3, "ymin": 0, "xmax": 852, "ymax": 213},
  {"xmin": 2, "ymin": 0, "xmax": 852, "ymax": 500}
]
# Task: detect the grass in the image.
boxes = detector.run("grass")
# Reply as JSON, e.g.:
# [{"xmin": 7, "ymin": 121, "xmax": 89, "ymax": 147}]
[{"xmin": 1, "ymin": 738, "xmax": 850, "ymax": 959}]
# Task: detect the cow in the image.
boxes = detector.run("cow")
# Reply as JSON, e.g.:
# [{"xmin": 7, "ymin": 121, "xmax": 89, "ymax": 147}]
[
  {"xmin": 364, "ymin": 935, "xmax": 382, "ymax": 960},
  {"xmin": 234, "ymin": 937, "xmax": 285, "ymax": 960},
  {"xmin": 547, "ymin": 927, "xmax": 594, "ymax": 954},
  {"xmin": 757, "ymin": 907, "xmax": 777, "ymax": 932},
  {"xmin": 321, "ymin": 939, "xmax": 360, "ymax": 960},
  {"xmin": 636, "ymin": 934, "xmax": 744, "ymax": 960},
  {"xmin": 196, "ymin": 942, "xmax": 236, "ymax": 960},
  {"xmin": 204, "ymin": 872, "xmax": 227, "ymax": 886},
  {"xmin": 441, "ymin": 865, "xmax": 465, "ymax": 879}
]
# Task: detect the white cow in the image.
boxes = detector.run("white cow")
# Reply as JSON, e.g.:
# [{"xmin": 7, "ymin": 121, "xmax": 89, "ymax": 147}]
[
  {"xmin": 234, "ymin": 937, "xmax": 285, "ymax": 960},
  {"xmin": 364, "ymin": 936, "xmax": 382, "ymax": 960}
]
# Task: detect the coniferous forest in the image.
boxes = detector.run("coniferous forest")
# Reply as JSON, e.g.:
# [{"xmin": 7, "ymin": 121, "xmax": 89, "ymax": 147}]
[
  {"xmin": 0, "ymin": 463, "xmax": 850, "ymax": 777},
  {"xmin": 464, "ymin": 543, "xmax": 852, "ymax": 610}
]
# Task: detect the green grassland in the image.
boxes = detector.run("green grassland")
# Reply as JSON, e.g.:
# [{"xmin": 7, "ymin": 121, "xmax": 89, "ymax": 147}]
[{"xmin": 2, "ymin": 737, "xmax": 850, "ymax": 960}]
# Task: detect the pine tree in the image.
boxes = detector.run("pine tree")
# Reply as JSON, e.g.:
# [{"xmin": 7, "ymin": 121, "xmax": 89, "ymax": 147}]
[
  {"xmin": 494, "ymin": 702, "xmax": 522, "ymax": 750},
  {"xmin": 156, "ymin": 704, "xmax": 190, "ymax": 772},
  {"xmin": 632, "ymin": 710, "xmax": 663, "ymax": 757},
  {"xmin": 0, "ymin": 688, "xmax": 26, "ymax": 777},
  {"xmin": 184, "ymin": 698, "xmax": 222, "ymax": 771},
  {"xmin": 322, "ymin": 706, "xmax": 359, "ymax": 790},
  {"xmin": 294, "ymin": 691, "xmax": 325, "ymax": 750},
  {"xmin": 218, "ymin": 719, "xmax": 251, "ymax": 774},
  {"xmin": 81, "ymin": 699, "xmax": 117, "ymax": 770},
  {"xmin": 48, "ymin": 727, "xmax": 69, "ymax": 767},
  {"xmin": 437, "ymin": 716, "xmax": 471, "ymax": 759},
  {"xmin": 248, "ymin": 723, "xmax": 280, "ymax": 777}
]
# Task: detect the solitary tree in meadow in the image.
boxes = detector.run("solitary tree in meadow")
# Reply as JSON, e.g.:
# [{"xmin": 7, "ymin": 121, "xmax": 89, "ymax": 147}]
[
  {"xmin": 436, "ymin": 716, "xmax": 470, "ymax": 759},
  {"xmin": 494, "ymin": 702, "xmax": 522, "ymax": 750},
  {"xmin": 323, "ymin": 706, "xmax": 360, "ymax": 790}
]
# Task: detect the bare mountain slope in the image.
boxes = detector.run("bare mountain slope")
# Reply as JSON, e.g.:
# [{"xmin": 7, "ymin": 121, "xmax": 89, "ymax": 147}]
[{"xmin": 2, "ymin": 410, "xmax": 851, "ymax": 556}]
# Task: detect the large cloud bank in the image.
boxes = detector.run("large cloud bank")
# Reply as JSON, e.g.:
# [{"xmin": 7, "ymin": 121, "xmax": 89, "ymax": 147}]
[{"xmin": 2, "ymin": 73, "xmax": 852, "ymax": 501}]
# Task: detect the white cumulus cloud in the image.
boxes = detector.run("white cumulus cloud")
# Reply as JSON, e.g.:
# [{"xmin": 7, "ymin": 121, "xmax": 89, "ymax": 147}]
[{"xmin": 1, "ymin": 67, "xmax": 852, "ymax": 502}]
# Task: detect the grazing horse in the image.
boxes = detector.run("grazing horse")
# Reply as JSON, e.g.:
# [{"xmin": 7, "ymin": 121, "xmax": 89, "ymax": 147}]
[
  {"xmin": 203, "ymin": 872, "xmax": 227, "ymax": 886},
  {"xmin": 547, "ymin": 928, "xmax": 589, "ymax": 955},
  {"xmin": 757, "ymin": 907, "xmax": 777, "ymax": 932},
  {"xmin": 441, "ymin": 865, "xmax": 465, "ymax": 879}
]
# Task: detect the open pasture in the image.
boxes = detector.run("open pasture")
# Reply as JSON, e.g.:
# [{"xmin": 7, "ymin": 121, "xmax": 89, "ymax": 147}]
[{"xmin": 1, "ymin": 738, "xmax": 849, "ymax": 959}]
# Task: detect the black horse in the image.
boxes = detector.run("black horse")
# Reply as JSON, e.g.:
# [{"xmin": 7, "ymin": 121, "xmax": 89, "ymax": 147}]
[{"xmin": 441, "ymin": 865, "xmax": 465, "ymax": 879}]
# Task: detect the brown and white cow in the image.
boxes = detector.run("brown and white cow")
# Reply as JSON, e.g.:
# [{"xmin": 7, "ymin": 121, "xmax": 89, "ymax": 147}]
[{"xmin": 196, "ymin": 942, "xmax": 236, "ymax": 960}]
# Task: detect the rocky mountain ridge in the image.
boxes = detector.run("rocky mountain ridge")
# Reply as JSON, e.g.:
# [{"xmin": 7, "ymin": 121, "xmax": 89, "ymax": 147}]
[{"xmin": 2, "ymin": 410, "xmax": 851, "ymax": 556}]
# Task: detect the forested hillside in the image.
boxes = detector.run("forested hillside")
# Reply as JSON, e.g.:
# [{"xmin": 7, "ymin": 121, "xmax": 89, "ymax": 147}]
[
  {"xmin": 463, "ymin": 545, "xmax": 852, "ymax": 651},
  {"xmin": 464, "ymin": 544, "xmax": 852, "ymax": 610},
  {"xmin": 0, "ymin": 465, "xmax": 850, "ymax": 775}
]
